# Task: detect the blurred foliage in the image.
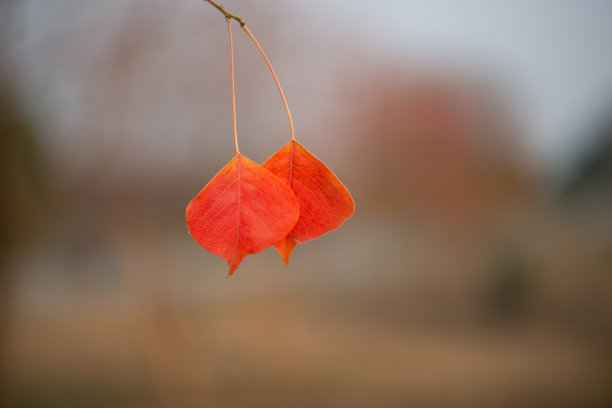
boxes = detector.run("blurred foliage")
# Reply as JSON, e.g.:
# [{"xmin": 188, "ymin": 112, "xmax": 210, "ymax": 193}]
[
  {"xmin": 481, "ymin": 241, "xmax": 534, "ymax": 323},
  {"xmin": 561, "ymin": 110, "xmax": 612, "ymax": 201},
  {"xmin": 0, "ymin": 80, "xmax": 46, "ymax": 407}
]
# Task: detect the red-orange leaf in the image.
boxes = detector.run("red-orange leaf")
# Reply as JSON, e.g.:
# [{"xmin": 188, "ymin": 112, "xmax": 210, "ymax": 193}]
[
  {"xmin": 262, "ymin": 140, "xmax": 355, "ymax": 264},
  {"xmin": 186, "ymin": 154, "xmax": 300, "ymax": 275}
]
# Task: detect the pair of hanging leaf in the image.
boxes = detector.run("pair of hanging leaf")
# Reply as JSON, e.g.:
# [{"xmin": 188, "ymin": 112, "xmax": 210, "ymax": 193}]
[
  {"xmin": 186, "ymin": 141, "xmax": 354, "ymax": 275},
  {"xmin": 186, "ymin": 5, "xmax": 353, "ymax": 276}
]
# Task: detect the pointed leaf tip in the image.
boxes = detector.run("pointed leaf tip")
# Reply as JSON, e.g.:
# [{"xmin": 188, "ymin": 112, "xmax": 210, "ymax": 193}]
[
  {"xmin": 228, "ymin": 259, "xmax": 241, "ymax": 276},
  {"xmin": 277, "ymin": 236, "xmax": 297, "ymax": 266}
]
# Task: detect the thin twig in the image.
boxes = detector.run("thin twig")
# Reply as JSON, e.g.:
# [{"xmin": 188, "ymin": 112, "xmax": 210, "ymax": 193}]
[{"xmin": 205, "ymin": 0, "xmax": 245, "ymax": 26}]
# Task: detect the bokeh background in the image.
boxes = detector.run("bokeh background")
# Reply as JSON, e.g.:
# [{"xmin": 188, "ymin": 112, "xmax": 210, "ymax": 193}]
[{"xmin": 1, "ymin": 0, "xmax": 612, "ymax": 407}]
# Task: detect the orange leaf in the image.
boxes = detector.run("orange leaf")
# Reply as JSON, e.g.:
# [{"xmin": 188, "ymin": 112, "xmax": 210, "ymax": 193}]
[
  {"xmin": 262, "ymin": 140, "xmax": 355, "ymax": 264},
  {"xmin": 186, "ymin": 154, "xmax": 300, "ymax": 275}
]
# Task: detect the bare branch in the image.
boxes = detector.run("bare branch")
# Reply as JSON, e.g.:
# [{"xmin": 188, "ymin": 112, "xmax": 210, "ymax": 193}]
[{"xmin": 204, "ymin": 0, "xmax": 245, "ymax": 26}]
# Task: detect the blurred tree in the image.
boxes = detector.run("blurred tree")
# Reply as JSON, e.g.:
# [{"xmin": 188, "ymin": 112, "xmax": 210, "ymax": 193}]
[
  {"xmin": 344, "ymin": 70, "xmax": 534, "ymax": 227},
  {"xmin": 0, "ymin": 0, "xmax": 46, "ymax": 400},
  {"xmin": 0, "ymin": 81, "xmax": 46, "ymax": 404},
  {"xmin": 561, "ymin": 108, "xmax": 612, "ymax": 202},
  {"xmin": 481, "ymin": 242, "xmax": 534, "ymax": 323}
]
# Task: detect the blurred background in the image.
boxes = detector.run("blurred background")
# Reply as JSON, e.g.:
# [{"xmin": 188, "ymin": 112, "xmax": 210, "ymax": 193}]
[{"xmin": 1, "ymin": 0, "xmax": 612, "ymax": 407}]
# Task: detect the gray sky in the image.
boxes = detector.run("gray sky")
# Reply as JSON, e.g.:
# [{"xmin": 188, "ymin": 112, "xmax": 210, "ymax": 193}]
[
  {"xmin": 7, "ymin": 0, "xmax": 612, "ymax": 175},
  {"xmin": 295, "ymin": 0, "xmax": 612, "ymax": 169}
]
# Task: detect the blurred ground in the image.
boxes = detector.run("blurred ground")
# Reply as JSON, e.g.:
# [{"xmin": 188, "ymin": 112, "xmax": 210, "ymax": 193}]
[{"xmin": 1, "ymin": 1, "xmax": 612, "ymax": 407}]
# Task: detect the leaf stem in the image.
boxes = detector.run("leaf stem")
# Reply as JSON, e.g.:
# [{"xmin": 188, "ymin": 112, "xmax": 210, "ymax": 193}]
[
  {"xmin": 204, "ymin": 0, "xmax": 295, "ymax": 141},
  {"xmin": 226, "ymin": 17, "xmax": 239, "ymax": 154},
  {"xmin": 241, "ymin": 25, "xmax": 295, "ymax": 141}
]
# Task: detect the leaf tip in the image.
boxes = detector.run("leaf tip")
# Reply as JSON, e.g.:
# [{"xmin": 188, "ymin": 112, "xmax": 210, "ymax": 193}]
[
  {"xmin": 275, "ymin": 236, "xmax": 297, "ymax": 266},
  {"xmin": 227, "ymin": 260, "xmax": 241, "ymax": 276}
]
